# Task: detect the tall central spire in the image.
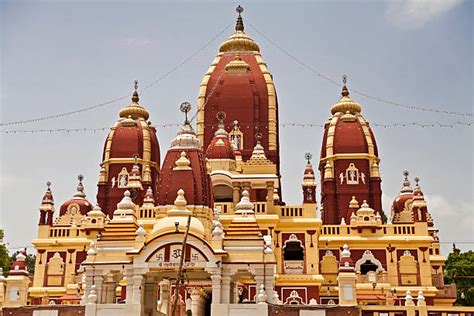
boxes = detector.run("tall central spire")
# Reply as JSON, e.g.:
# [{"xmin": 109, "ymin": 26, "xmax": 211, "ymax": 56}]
[{"xmin": 236, "ymin": 5, "xmax": 244, "ymax": 31}]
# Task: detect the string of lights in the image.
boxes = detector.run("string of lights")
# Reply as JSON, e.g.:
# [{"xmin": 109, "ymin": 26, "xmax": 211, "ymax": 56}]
[
  {"xmin": 248, "ymin": 24, "xmax": 474, "ymax": 118},
  {"xmin": 0, "ymin": 121, "xmax": 471, "ymax": 134},
  {"xmin": 0, "ymin": 24, "xmax": 231, "ymax": 128}
]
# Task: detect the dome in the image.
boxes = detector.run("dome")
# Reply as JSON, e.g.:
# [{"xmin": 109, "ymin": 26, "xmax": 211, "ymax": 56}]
[
  {"xmin": 392, "ymin": 171, "xmax": 414, "ymax": 214},
  {"xmin": 60, "ymin": 175, "xmax": 92, "ymax": 216},
  {"xmin": 97, "ymin": 82, "xmax": 160, "ymax": 216},
  {"xmin": 197, "ymin": 6, "xmax": 280, "ymax": 169},
  {"xmin": 152, "ymin": 189, "xmax": 205, "ymax": 237},
  {"xmin": 206, "ymin": 115, "xmax": 235, "ymax": 160},
  {"xmin": 319, "ymin": 76, "xmax": 383, "ymax": 224},
  {"xmin": 157, "ymin": 107, "xmax": 212, "ymax": 207}
]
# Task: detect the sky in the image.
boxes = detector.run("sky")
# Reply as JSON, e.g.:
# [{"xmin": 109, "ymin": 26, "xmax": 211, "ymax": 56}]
[{"xmin": 0, "ymin": 0, "xmax": 472, "ymax": 256}]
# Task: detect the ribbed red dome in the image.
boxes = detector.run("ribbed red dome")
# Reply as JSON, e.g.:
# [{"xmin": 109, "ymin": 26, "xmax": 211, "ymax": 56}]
[
  {"xmin": 206, "ymin": 132, "xmax": 235, "ymax": 160},
  {"xmin": 157, "ymin": 148, "xmax": 212, "ymax": 207},
  {"xmin": 60, "ymin": 198, "xmax": 92, "ymax": 216},
  {"xmin": 96, "ymin": 90, "xmax": 161, "ymax": 216},
  {"xmin": 332, "ymin": 119, "xmax": 378, "ymax": 155},
  {"xmin": 391, "ymin": 193, "xmax": 413, "ymax": 214}
]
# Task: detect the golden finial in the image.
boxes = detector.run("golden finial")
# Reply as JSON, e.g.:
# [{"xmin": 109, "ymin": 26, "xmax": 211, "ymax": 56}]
[
  {"xmin": 235, "ymin": 5, "xmax": 244, "ymax": 32},
  {"xmin": 341, "ymin": 74, "xmax": 349, "ymax": 97},
  {"xmin": 132, "ymin": 80, "xmax": 139, "ymax": 103}
]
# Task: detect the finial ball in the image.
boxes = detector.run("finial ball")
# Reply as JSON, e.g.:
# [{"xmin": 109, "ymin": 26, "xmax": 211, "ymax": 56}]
[
  {"xmin": 78, "ymin": 174, "xmax": 84, "ymax": 182},
  {"xmin": 403, "ymin": 170, "xmax": 409, "ymax": 178},
  {"xmin": 342, "ymin": 74, "xmax": 347, "ymax": 85},
  {"xmin": 236, "ymin": 5, "xmax": 244, "ymax": 15},
  {"xmin": 180, "ymin": 101, "xmax": 191, "ymax": 113},
  {"xmin": 216, "ymin": 111, "xmax": 226, "ymax": 122},
  {"xmin": 46, "ymin": 181, "xmax": 51, "ymax": 188},
  {"xmin": 305, "ymin": 152, "xmax": 312, "ymax": 162}
]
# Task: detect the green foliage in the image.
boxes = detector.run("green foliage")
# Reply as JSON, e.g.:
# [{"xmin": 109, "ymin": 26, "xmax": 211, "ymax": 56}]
[
  {"xmin": 444, "ymin": 250, "xmax": 474, "ymax": 306},
  {"xmin": 0, "ymin": 230, "xmax": 12, "ymax": 276}
]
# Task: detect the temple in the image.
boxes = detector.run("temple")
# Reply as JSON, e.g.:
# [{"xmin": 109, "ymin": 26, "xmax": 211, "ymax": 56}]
[{"xmin": 0, "ymin": 6, "xmax": 470, "ymax": 316}]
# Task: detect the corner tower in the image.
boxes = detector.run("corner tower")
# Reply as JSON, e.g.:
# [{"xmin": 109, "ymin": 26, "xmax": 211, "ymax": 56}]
[
  {"xmin": 197, "ymin": 6, "xmax": 280, "ymax": 179},
  {"xmin": 319, "ymin": 76, "xmax": 383, "ymax": 224}
]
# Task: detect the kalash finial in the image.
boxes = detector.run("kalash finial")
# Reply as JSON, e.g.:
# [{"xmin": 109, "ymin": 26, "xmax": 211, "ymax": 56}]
[
  {"xmin": 235, "ymin": 5, "xmax": 244, "ymax": 32},
  {"xmin": 180, "ymin": 101, "xmax": 192, "ymax": 125},
  {"xmin": 216, "ymin": 111, "xmax": 226, "ymax": 127},
  {"xmin": 132, "ymin": 80, "xmax": 139, "ymax": 103},
  {"xmin": 255, "ymin": 131, "xmax": 262, "ymax": 145},
  {"xmin": 341, "ymin": 74, "xmax": 349, "ymax": 97},
  {"xmin": 403, "ymin": 170, "xmax": 409, "ymax": 180},
  {"xmin": 305, "ymin": 152, "xmax": 313, "ymax": 164}
]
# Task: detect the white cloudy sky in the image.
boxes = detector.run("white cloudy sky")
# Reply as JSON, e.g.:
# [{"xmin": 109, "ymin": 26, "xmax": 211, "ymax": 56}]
[{"xmin": 0, "ymin": 1, "xmax": 472, "ymax": 256}]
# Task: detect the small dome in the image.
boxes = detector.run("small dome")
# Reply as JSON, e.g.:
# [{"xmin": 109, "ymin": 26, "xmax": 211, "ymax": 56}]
[
  {"xmin": 206, "ymin": 115, "xmax": 235, "ymax": 160},
  {"xmin": 392, "ymin": 171, "xmax": 414, "ymax": 214},
  {"xmin": 60, "ymin": 175, "xmax": 92, "ymax": 216},
  {"xmin": 118, "ymin": 81, "xmax": 149, "ymax": 120},
  {"xmin": 157, "ymin": 106, "xmax": 212, "ymax": 207},
  {"xmin": 152, "ymin": 189, "xmax": 205, "ymax": 237}
]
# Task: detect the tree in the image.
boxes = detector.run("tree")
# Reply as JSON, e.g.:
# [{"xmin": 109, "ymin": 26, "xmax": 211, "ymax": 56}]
[
  {"xmin": 444, "ymin": 250, "xmax": 474, "ymax": 306},
  {"xmin": 0, "ymin": 230, "xmax": 11, "ymax": 276}
]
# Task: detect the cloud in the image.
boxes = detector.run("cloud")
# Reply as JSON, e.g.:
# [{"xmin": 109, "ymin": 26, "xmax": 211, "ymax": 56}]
[{"xmin": 385, "ymin": 0, "xmax": 464, "ymax": 29}]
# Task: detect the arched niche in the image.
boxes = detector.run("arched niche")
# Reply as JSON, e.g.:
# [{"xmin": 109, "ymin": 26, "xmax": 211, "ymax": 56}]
[
  {"xmin": 283, "ymin": 234, "xmax": 304, "ymax": 261},
  {"xmin": 355, "ymin": 250, "xmax": 384, "ymax": 274}
]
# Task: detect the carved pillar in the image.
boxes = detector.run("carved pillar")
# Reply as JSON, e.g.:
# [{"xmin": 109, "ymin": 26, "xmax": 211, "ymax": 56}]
[
  {"xmin": 157, "ymin": 279, "xmax": 170, "ymax": 315},
  {"xmin": 125, "ymin": 269, "xmax": 134, "ymax": 304},
  {"xmin": 144, "ymin": 280, "xmax": 158, "ymax": 316},
  {"xmin": 94, "ymin": 275, "xmax": 104, "ymax": 304},
  {"xmin": 132, "ymin": 274, "xmax": 144, "ymax": 305},
  {"xmin": 266, "ymin": 181, "xmax": 274, "ymax": 214},
  {"xmin": 264, "ymin": 266, "xmax": 276, "ymax": 303},
  {"xmin": 210, "ymin": 274, "xmax": 222, "ymax": 304},
  {"xmin": 221, "ymin": 272, "xmax": 232, "ymax": 304},
  {"xmin": 232, "ymin": 182, "xmax": 241, "ymax": 207},
  {"xmin": 191, "ymin": 288, "xmax": 201, "ymax": 316},
  {"xmin": 84, "ymin": 272, "xmax": 94, "ymax": 304}
]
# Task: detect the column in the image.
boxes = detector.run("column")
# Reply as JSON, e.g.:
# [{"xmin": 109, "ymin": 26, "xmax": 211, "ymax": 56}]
[
  {"xmin": 232, "ymin": 182, "xmax": 241, "ymax": 207},
  {"xmin": 132, "ymin": 274, "xmax": 144, "ymax": 305},
  {"xmin": 158, "ymin": 279, "xmax": 170, "ymax": 315},
  {"xmin": 221, "ymin": 272, "xmax": 232, "ymax": 304},
  {"xmin": 191, "ymin": 288, "xmax": 201, "ymax": 316},
  {"xmin": 94, "ymin": 275, "xmax": 104, "ymax": 304},
  {"xmin": 210, "ymin": 274, "xmax": 222, "ymax": 304},
  {"xmin": 125, "ymin": 269, "xmax": 134, "ymax": 304},
  {"xmin": 84, "ymin": 273, "xmax": 94, "ymax": 304},
  {"xmin": 144, "ymin": 281, "xmax": 158, "ymax": 316},
  {"xmin": 264, "ymin": 267, "xmax": 276, "ymax": 304},
  {"xmin": 266, "ymin": 181, "xmax": 274, "ymax": 214}
]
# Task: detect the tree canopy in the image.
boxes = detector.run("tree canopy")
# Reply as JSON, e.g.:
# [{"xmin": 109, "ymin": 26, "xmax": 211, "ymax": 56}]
[{"xmin": 444, "ymin": 250, "xmax": 474, "ymax": 306}]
